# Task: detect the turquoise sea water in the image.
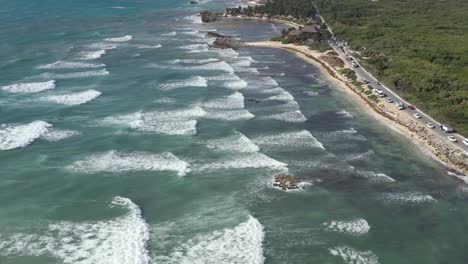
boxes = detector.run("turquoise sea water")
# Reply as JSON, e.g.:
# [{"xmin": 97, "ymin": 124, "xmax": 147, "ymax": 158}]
[{"xmin": 1, "ymin": 0, "xmax": 468, "ymax": 263}]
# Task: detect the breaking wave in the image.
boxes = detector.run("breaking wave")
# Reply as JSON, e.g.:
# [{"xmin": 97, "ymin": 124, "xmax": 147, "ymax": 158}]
[
  {"xmin": 199, "ymin": 152, "xmax": 287, "ymax": 172},
  {"xmin": 0, "ymin": 197, "xmax": 151, "ymax": 264},
  {"xmin": 69, "ymin": 151, "xmax": 190, "ymax": 176},
  {"xmin": 104, "ymin": 35, "xmax": 133, "ymax": 42},
  {"xmin": 224, "ymin": 79, "xmax": 248, "ymax": 90},
  {"xmin": 41, "ymin": 89, "xmax": 101, "ymax": 105},
  {"xmin": 323, "ymin": 218, "xmax": 370, "ymax": 236},
  {"xmin": 0, "ymin": 121, "xmax": 75, "ymax": 150},
  {"xmin": 263, "ymin": 110, "xmax": 307, "ymax": 123},
  {"xmin": 206, "ymin": 132, "xmax": 260, "ymax": 153},
  {"xmin": 252, "ymin": 130, "xmax": 325, "ymax": 150},
  {"xmin": 37, "ymin": 61, "xmax": 105, "ymax": 70},
  {"xmin": 154, "ymin": 215, "xmax": 264, "ymax": 264},
  {"xmin": 203, "ymin": 108, "xmax": 255, "ymax": 121},
  {"xmin": 1, "ymin": 80, "xmax": 55, "ymax": 93},
  {"xmin": 329, "ymin": 246, "xmax": 380, "ymax": 264},
  {"xmin": 202, "ymin": 92, "xmax": 245, "ymax": 109},
  {"xmin": 159, "ymin": 76, "xmax": 208, "ymax": 90},
  {"xmin": 39, "ymin": 69, "xmax": 109, "ymax": 79},
  {"xmin": 380, "ymin": 192, "xmax": 437, "ymax": 205}
]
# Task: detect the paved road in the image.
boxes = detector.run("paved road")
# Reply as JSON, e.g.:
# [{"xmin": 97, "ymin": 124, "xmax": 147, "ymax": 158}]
[{"xmin": 329, "ymin": 42, "xmax": 468, "ymax": 154}]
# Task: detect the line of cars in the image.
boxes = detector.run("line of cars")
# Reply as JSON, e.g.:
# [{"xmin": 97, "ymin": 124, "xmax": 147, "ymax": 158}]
[{"xmin": 361, "ymin": 78, "xmax": 468, "ymax": 148}]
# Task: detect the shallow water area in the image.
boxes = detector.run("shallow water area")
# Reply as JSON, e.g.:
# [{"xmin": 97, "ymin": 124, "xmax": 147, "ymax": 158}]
[{"xmin": 1, "ymin": 0, "xmax": 468, "ymax": 263}]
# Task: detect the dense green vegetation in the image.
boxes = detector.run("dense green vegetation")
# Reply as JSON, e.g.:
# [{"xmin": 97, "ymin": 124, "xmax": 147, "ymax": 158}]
[{"xmin": 315, "ymin": 0, "xmax": 468, "ymax": 134}]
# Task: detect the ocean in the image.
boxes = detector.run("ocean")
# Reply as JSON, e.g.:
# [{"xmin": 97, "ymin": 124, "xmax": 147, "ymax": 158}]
[{"xmin": 1, "ymin": 0, "xmax": 468, "ymax": 263}]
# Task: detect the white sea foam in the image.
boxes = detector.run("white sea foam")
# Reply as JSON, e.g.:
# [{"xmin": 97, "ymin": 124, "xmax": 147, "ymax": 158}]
[
  {"xmin": 0, "ymin": 121, "xmax": 51, "ymax": 150},
  {"xmin": 103, "ymin": 107, "xmax": 205, "ymax": 135},
  {"xmin": 179, "ymin": 44, "xmax": 207, "ymax": 50},
  {"xmin": 199, "ymin": 152, "xmax": 287, "ymax": 172},
  {"xmin": 202, "ymin": 92, "xmax": 245, "ymax": 109},
  {"xmin": 303, "ymin": 91, "xmax": 319, "ymax": 96},
  {"xmin": 337, "ymin": 110, "xmax": 354, "ymax": 118},
  {"xmin": 155, "ymin": 215, "xmax": 264, "ymax": 264},
  {"xmin": 155, "ymin": 97, "xmax": 177, "ymax": 104},
  {"xmin": 205, "ymin": 73, "xmax": 240, "ymax": 81},
  {"xmin": 329, "ymin": 246, "xmax": 380, "ymax": 264},
  {"xmin": 206, "ymin": 132, "xmax": 260, "ymax": 153},
  {"xmin": 203, "ymin": 108, "xmax": 254, "ymax": 121},
  {"xmin": 1, "ymin": 80, "xmax": 55, "ymax": 93},
  {"xmin": 264, "ymin": 110, "xmax": 307, "ymax": 123},
  {"xmin": 357, "ymin": 170, "xmax": 395, "ymax": 183},
  {"xmin": 0, "ymin": 197, "xmax": 151, "ymax": 264},
  {"xmin": 171, "ymin": 58, "xmax": 219, "ymax": 64},
  {"xmin": 252, "ymin": 130, "xmax": 325, "ymax": 150},
  {"xmin": 39, "ymin": 69, "xmax": 109, "ymax": 79},
  {"xmin": 161, "ymin": 31, "xmax": 177, "ymax": 36},
  {"xmin": 159, "ymin": 76, "xmax": 208, "ymax": 90},
  {"xmin": 41, "ymin": 89, "xmax": 101, "ymax": 105},
  {"xmin": 323, "ymin": 219, "xmax": 370, "ymax": 236},
  {"xmin": 105, "ymin": 35, "xmax": 133, "ymax": 42},
  {"xmin": 344, "ymin": 150, "xmax": 375, "ymax": 161},
  {"xmin": 187, "ymin": 61, "xmax": 235, "ymax": 73},
  {"xmin": 41, "ymin": 129, "xmax": 80, "ymax": 141},
  {"xmin": 136, "ymin": 44, "xmax": 162, "ymax": 49},
  {"xmin": 37, "ymin": 61, "xmax": 105, "ymax": 70},
  {"xmin": 380, "ymin": 192, "xmax": 437, "ymax": 205},
  {"xmin": 224, "ymin": 79, "xmax": 248, "ymax": 90},
  {"xmin": 69, "ymin": 151, "xmax": 190, "ymax": 176},
  {"xmin": 265, "ymin": 91, "xmax": 295, "ymax": 101}
]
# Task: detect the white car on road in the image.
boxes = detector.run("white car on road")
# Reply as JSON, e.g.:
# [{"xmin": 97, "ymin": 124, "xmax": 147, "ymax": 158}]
[
  {"xmin": 385, "ymin": 98, "xmax": 393, "ymax": 103},
  {"xmin": 448, "ymin": 136, "xmax": 457, "ymax": 143},
  {"xmin": 426, "ymin": 123, "xmax": 435, "ymax": 129},
  {"xmin": 463, "ymin": 138, "xmax": 468, "ymax": 146},
  {"xmin": 413, "ymin": 113, "xmax": 422, "ymax": 119}
]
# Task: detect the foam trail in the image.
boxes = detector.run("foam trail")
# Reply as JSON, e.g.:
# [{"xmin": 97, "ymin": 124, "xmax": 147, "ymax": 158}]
[
  {"xmin": 356, "ymin": 170, "xmax": 395, "ymax": 183},
  {"xmin": 0, "ymin": 197, "xmax": 151, "ymax": 264},
  {"xmin": 252, "ymin": 130, "xmax": 324, "ymax": 150},
  {"xmin": 42, "ymin": 129, "xmax": 80, "ymax": 141},
  {"xmin": 105, "ymin": 35, "xmax": 133, "ymax": 42},
  {"xmin": 159, "ymin": 76, "xmax": 208, "ymax": 90},
  {"xmin": 206, "ymin": 132, "xmax": 260, "ymax": 153},
  {"xmin": 329, "ymin": 246, "xmax": 380, "ymax": 264},
  {"xmin": 154, "ymin": 215, "xmax": 264, "ymax": 264},
  {"xmin": 199, "ymin": 152, "xmax": 287, "ymax": 172},
  {"xmin": 224, "ymin": 79, "xmax": 248, "ymax": 90},
  {"xmin": 39, "ymin": 69, "xmax": 109, "ymax": 79},
  {"xmin": 203, "ymin": 108, "xmax": 254, "ymax": 121},
  {"xmin": 264, "ymin": 110, "xmax": 307, "ymax": 123},
  {"xmin": 0, "ymin": 121, "xmax": 51, "ymax": 150},
  {"xmin": 323, "ymin": 219, "xmax": 370, "ymax": 236},
  {"xmin": 41, "ymin": 89, "xmax": 101, "ymax": 105},
  {"xmin": 171, "ymin": 58, "xmax": 219, "ymax": 64},
  {"xmin": 380, "ymin": 192, "xmax": 436, "ymax": 205},
  {"xmin": 184, "ymin": 61, "xmax": 234, "ymax": 73},
  {"xmin": 337, "ymin": 110, "xmax": 354, "ymax": 118},
  {"xmin": 161, "ymin": 31, "xmax": 177, "ymax": 36},
  {"xmin": 202, "ymin": 92, "xmax": 245, "ymax": 109},
  {"xmin": 136, "ymin": 44, "xmax": 162, "ymax": 49},
  {"xmin": 37, "ymin": 61, "xmax": 105, "ymax": 70},
  {"xmin": 103, "ymin": 107, "xmax": 206, "ymax": 135},
  {"xmin": 1, "ymin": 80, "xmax": 55, "ymax": 93},
  {"xmin": 69, "ymin": 151, "xmax": 190, "ymax": 176}
]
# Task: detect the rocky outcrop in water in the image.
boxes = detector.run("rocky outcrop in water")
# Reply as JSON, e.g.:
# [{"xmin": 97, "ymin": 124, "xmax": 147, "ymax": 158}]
[
  {"xmin": 200, "ymin": 11, "xmax": 219, "ymax": 23},
  {"xmin": 207, "ymin": 32, "xmax": 244, "ymax": 50},
  {"xmin": 273, "ymin": 174, "xmax": 301, "ymax": 190}
]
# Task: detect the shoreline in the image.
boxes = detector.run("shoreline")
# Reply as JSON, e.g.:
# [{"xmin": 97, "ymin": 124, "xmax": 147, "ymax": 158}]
[{"xmin": 245, "ymin": 41, "xmax": 468, "ymax": 176}]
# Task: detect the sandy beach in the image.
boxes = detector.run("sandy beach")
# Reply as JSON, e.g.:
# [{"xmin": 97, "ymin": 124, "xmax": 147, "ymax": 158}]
[{"xmin": 245, "ymin": 41, "xmax": 468, "ymax": 175}]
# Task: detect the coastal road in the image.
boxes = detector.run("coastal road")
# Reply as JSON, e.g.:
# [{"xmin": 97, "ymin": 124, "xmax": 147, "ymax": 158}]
[{"xmin": 330, "ymin": 42, "xmax": 468, "ymax": 155}]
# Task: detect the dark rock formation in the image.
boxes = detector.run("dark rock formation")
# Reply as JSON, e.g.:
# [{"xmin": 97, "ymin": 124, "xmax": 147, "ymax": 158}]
[
  {"xmin": 200, "ymin": 11, "xmax": 219, "ymax": 23},
  {"xmin": 208, "ymin": 33, "xmax": 244, "ymax": 50},
  {"xmin": 273, "ymin": 174, "xmax": 301, "ymax": 190}
]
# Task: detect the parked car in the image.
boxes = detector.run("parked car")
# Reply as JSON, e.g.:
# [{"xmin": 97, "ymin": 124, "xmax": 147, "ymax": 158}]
[
  {"xmin": 377, "ymin": 81, "xmax": 382, "ymax": 85},
  {"xmin": 362, "ymin": 79, "xmax": 370, "ymax": 84},
  {"xmin": 385, "ymin": 98, "xmax": 393, "ymax": 103},
  {"xmin": 396, "ymin": 102, "xmax": 405, "ymax": 110},
  {"xmin": 463, "ymin": 138, "xmax": 468, "ymax": 146},
  {"xmin": 408, "ymin": 105, "xmax": 416, "ymax": 110},
  {"xmin": 426, "ymin": 123, "xmax": 435, "ymax": 129},
  {"xmin": 440, "ymin": 124, "xmax": 455, "ymax": 133},
  {"xmin": 413, "ymin": 113, "xmax": 422, "ymax": 119},
  {"xmin": 374, "ymin": 89, "xmax": 385, "ymax": 97},
  {"xmin": 447, "ymin": 136, "xmax": 457, "ymax": 143},
  {"xmin": 367, "ymin": 84, "xmax": 373, "ymax": 90}
]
